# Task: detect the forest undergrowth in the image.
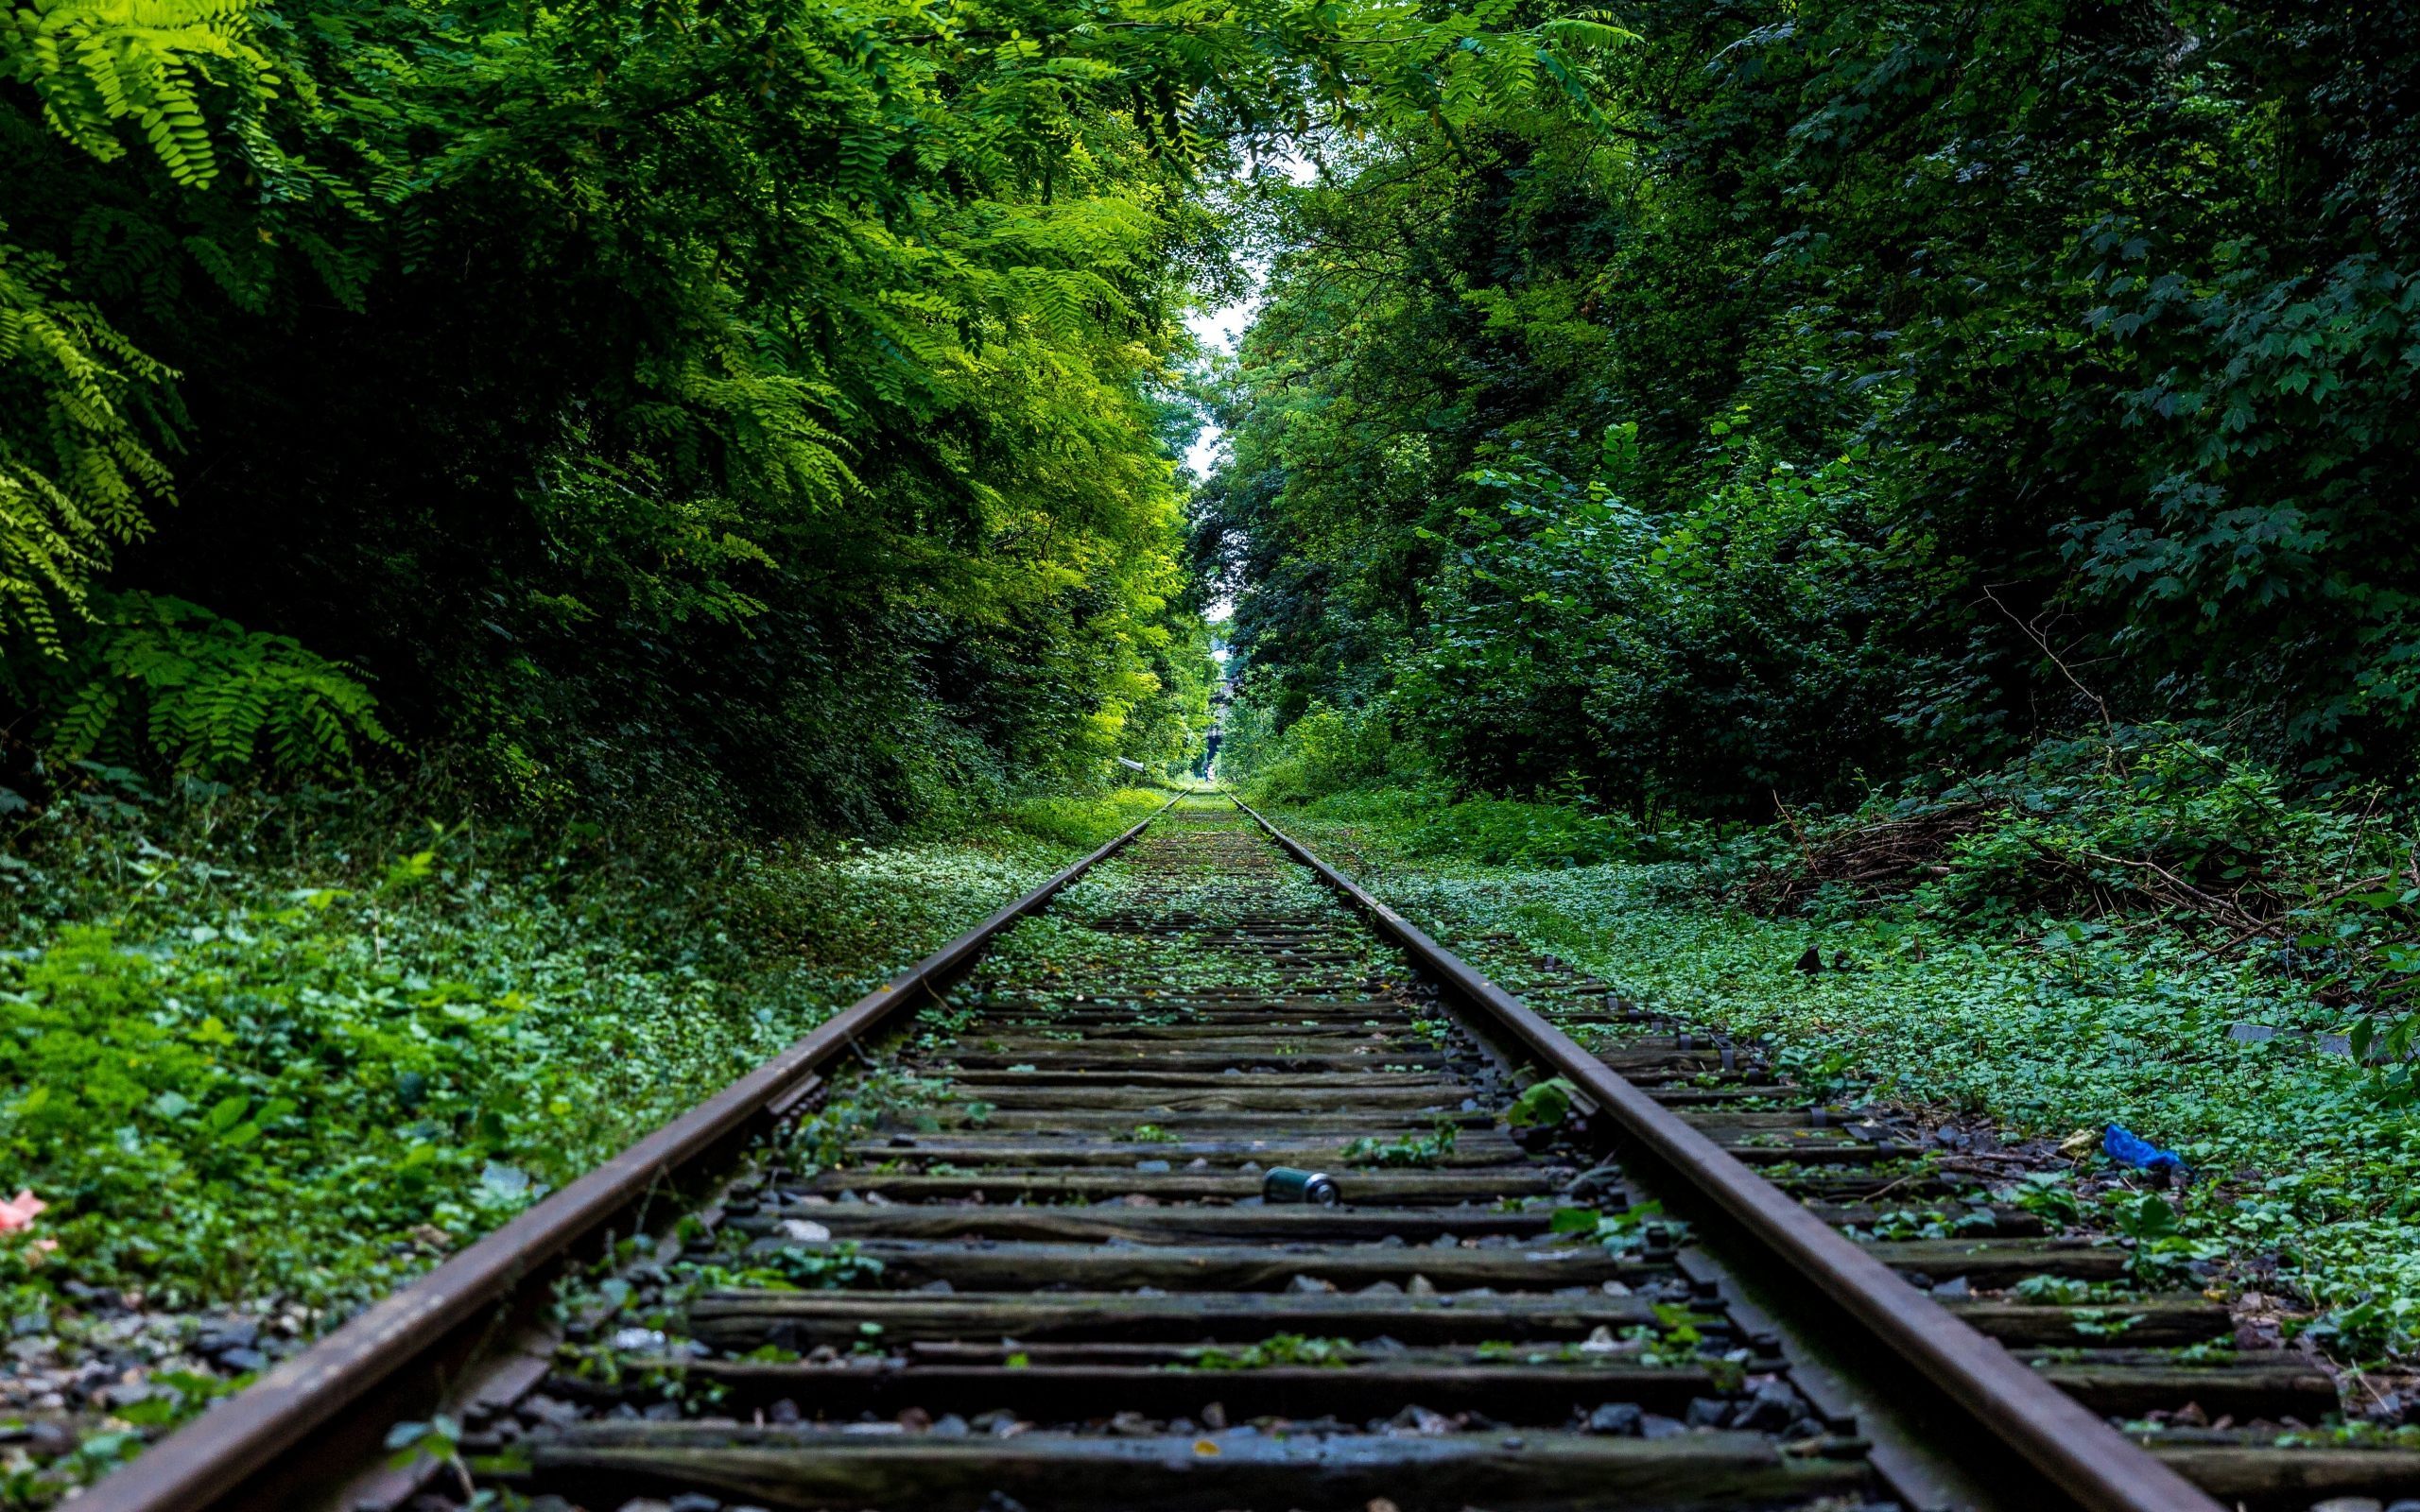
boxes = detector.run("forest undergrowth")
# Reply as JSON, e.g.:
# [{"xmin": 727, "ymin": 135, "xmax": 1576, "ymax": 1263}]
[
  {"xmin": 0, "ymin": 774, "xmax": 1166, "ymax": 1339},
  {"xmin": 1241, "ymin": 735, "xmax": 2420, "ymax": 1372},
  {"xmin": 12, "ymin": 0, "xmax": 2420, "ymax": 1484},
  {"xmin": 1183, "ymin": 0, "xmax": 2420, "ymax": 1382}
]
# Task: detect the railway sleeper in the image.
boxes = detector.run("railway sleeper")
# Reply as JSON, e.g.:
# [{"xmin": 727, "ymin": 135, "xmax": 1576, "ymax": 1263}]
[
  {"xmin": 518, "ymin": 1425, "xmax": 1876, "ymax": 1512},
  {"xmin": 125, "ymin": 800, "xmax": 2401, "ymax": 1512}
]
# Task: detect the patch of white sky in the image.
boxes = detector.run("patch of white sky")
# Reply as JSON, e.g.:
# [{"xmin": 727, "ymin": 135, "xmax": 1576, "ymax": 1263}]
[
  {"xmin": 1180, "ymin": 301, "xmax": 1250, "ymax": 487},
  {"xmin": 1183, "ymin": 147, "xmax": 1316, "ymax": 636},
  {"xmin": 1181, "ymin": 146, "xmax": 1317, "ymax": 483}
]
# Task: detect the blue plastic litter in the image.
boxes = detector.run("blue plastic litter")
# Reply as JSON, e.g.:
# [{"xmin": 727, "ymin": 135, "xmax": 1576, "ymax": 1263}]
[{"xmin": 2102, "ymin": 1124, "xmax": 2186, "ymax": 1173}]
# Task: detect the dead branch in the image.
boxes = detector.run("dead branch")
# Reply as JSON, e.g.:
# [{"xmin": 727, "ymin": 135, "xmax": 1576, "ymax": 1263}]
[{"xmin": 1980, "ymin": 584, "xmax": 2114, "ymax": 734}]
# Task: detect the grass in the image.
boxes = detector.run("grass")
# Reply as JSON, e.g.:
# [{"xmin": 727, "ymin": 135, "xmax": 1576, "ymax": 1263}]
[
  {"xmin": 998, "ymin": 786, "xmax": 1174, "ymax": 849},
  {"xmin": 0, "ymin": 775, "xmax": 1170, "ymax": 1322},
  {"xmin": 1265, "ymin": 785, "xmax": 2420, "ymax": 1366}
]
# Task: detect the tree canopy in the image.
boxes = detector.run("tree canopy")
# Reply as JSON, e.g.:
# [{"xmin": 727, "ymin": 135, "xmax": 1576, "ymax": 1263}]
[
  {"xmin": 11, "ymin": 0, "xmax": 2416, "ymax": 825},
  {"xmin": 1199, "ymin": 0, "xmax": 2420, "ymax": 813}
]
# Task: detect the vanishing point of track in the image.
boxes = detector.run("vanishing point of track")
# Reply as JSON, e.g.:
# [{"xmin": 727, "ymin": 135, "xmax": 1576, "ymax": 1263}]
[{"xmin": 73, "ymin": 796, "xmax": 2420, "ymax": 1512}]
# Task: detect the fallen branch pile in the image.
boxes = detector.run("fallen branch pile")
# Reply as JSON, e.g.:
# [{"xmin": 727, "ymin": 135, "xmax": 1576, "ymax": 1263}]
[{"xmin": 1741, "ymin": 800, "xmax": 1998, "ymax": 912}]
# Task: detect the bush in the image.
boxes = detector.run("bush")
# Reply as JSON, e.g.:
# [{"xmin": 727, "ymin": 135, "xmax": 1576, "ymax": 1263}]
[
  {"xmin": 1396, "ymin": 424, "xmax": 1927, "ymax": 814},
  {"xmin": 1750, "ymin": 729, "xmax": 2390, "ymax": 928},
  {"xmin": 1406, "ymin": 797, "xmax": 1633, "ymax": 868},
  {"xmin": 1927, "ymin": 733, "xmax": 2355, "ymax": 920},
  {"xmin": 1739, "ymin": 728, "xmax": 2420, "ymax": 1110},
  {"xmin": 9, "ymin": 593, "xmax": 396, "ymax": 781},
  {"xmin": 1001, "ymin": 787, "xmax": 1171, "ymax": 849},
  {"xmin": 1240, "ymin": 702, "xmax": 1410, "ymax": 805}
]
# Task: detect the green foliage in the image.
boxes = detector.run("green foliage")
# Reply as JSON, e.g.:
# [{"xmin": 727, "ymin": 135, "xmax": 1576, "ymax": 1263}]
[
  {"xmin": 0, "ymin": 0, "xmax": 275, "ymax": 647},
  {"xmin": 1382, "ymin": 422, "xmax": 1923, "ymax": 809},
  {"xmin": 1406, "ymin": 796, "xmax": 1629, "ymax": 869},
  {"xmin": 2105, "ymin": 1188, "xmax": 2224, "ymax": 1287},
  {"xmin": 2000, "ymin": 1173, "xmax": 2083, "ymax": 1233},
  {"xmin": 0, "ymin": 780, "xmax": 1107, "ymax": 1310},
  {"xmin": 0, "ymin": 239, "xmax": 177, "ymax": 648},
  {"xmin": 1340, "ymin": 1115, "xmax": 1458, "ymax": 1166},
  {"xmin": 1898, "ymin": 733, "xmax": 2367, "ymax": 919},
  {"xmin": 1000, "ymin": 787, "xmax": 1171, "ymax": 850},
  {"xmin": 1189, "ymin": 1333, "xmax": 1355, "ymax": 1370},
  {"xmin": 759, "ymin": 1242, "xmax": 884, "ymax": 1291},
  {"xmin": 382, "ymin": 1415, "xmax": 464, "ymax": 1480},
  {"xmin": 4, "ymin": 0, "xmax": 273, "ymax": 187},
  {"xmin": 9, "ymin": 592, "xmax": 394, "ymax": 778},
  {"xmin": 1840, "ymin": 1205, "xmax": 1998, "ymax": 1244},
  {"xmin": 789, "ymin": 1066, "xmax": 958, "ymax": 1170},
  {"xmin": 0, "ymin": 0, "xmax": 1642, "ymax": 825},
  {"xmin": 1271, "ymin": 782, "xmax": 2420, "ymax": 1367},
  {"xmin": 1233, "ymin": 701, "xmax": 1409, "ymax": 805},
  {"xmin": 2306, "ymin": 1292, "xmax": 2420, "ymax": 1364},
  {"xmin": 1252, "ymin": 782, "xmax": 1666, "ymax": 871},
  {"xmin": 1548, "ymin": 1200, "xmax": 1675, "ymax": 1256},
  {"xmin": 2011, "ymin": 1275, "xmax": 2127, "ymax": 1308},
  {"xmin": 1198, "ymin": 0, "xmax": 2420, "ymax": 811},
  {"xmin": 1750, "ymin": 730, "xmax": 2420, "ymax": 1117},
  {"xmin": 6, "ymin": 0, "xmax": 1213, "ymax": 815},
  {"xmin": 1502, "ymin": 1075, "xmax": 1575, "ymax": 1129}
]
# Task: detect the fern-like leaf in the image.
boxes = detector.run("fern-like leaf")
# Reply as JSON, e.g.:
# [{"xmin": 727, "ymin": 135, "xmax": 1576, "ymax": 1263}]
[{"xmin": 20, "ymin": 592, "xmax": 397, "ymax": 779}]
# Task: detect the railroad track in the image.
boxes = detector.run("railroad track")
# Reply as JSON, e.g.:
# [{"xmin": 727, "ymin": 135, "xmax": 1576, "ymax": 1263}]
[{"xmin": 75, "ymin": 795, "xmax": 2420, "ymax": 1512}]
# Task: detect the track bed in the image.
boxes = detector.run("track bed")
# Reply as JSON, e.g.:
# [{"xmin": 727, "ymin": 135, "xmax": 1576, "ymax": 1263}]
[
  {"xmin": 513, "ymin": 805, "xmax": 1876, "ymax": 1511},
  {"xmin": 76, "ymin": 798, "xmax": 2420, "ymax": 1512}
]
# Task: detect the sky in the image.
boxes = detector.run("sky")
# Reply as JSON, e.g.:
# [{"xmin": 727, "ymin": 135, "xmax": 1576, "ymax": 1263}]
[
  {"xmin": 1183, "ymin": 289, "xmax": 1259, "ymax": 632},
  {"xmin": 1178, "ymin": 151, "xmax": 1318, "ymax": 641},
  {"xmin": 1180, "ymin": 148, "xmax": 1317, "ymax": 485},
  {"xmin": 1182, "ymin": 288, "xmax": 1257, "ymax": 480}
]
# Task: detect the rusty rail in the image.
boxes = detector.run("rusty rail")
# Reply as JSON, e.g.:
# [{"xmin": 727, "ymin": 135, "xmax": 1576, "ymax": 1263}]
[
  {"xmin": 1230, "ymin": 794, "xmax": 2225, "ymax": 1512},
  {"xmin": 76, "ymin": 796, "xmax": 1179, "ymax": 1512},
  {"xmin": 72, "ymin": 787, "xmax": 2250, "ymax": 1512}
]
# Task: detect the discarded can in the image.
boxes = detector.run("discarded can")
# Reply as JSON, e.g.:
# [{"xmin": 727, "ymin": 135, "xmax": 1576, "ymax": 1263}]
[{"xmin": 1262, "ymin": 1166, "xmax": 1340, "ymax": 1206}]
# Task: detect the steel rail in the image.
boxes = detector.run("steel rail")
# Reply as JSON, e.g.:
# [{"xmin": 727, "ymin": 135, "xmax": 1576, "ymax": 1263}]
[
  {"xmin": 1231, "ymin": 795, "xmax": 2226, "ymax": 1512},
  {"xmin": 78, "ymin": 795, "xmax": 1182, "ymax": 1512}
]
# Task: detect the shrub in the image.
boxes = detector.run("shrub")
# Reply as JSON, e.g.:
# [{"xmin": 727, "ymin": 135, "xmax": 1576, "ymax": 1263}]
[
  {"xmin": 1407, "ymin": 797, "xmax": 1632, "ymax": 868},
  {"xmin": 1241, "ymin": 703, "xmax": 1409, "ymax": 805},
  {"xmin": 1001, "ymin": 787, "xmax": 1170, "ymax": 849},
  {"xmin": 1742, "ymin": 729, "xmax": 2389, "ymax": 925},
  {"xmin": 9, "ymin": 593, "xmax": 395, "ymax": 781}
]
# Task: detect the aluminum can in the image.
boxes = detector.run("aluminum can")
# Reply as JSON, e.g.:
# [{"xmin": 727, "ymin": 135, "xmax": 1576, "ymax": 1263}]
[{"xmin": 1262, "ymin": 1166, "xmax": 1340, "ymax": 1206}]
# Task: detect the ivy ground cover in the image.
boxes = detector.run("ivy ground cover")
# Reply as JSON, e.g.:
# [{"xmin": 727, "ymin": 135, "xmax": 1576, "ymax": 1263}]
[
  {"xmin": 0, "ymin": 782, "xmax": 1168, "ymax": 1319},
  {"xmin": 1274, "ymin": 799, "xmax": 2420, "ymax": 1367}
]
